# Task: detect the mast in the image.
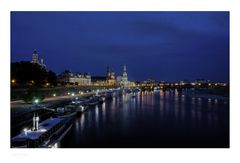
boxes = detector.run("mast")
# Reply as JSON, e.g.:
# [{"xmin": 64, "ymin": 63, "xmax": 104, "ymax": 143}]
[
  {"xmin": 32, "ymin": 113, "xmax": 39, "ymax": 131},
  {"xmin": 32, "ymin": 113, "xmax": 36, "ymax": 131}
]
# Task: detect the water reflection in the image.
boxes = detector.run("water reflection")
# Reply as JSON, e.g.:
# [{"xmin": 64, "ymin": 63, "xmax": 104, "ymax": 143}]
[
  {"xmin": 102, "ymin": 102, "xmax": 106, "ymax": 122},
  {"xmin": 80, "ymin": 114, "xmax": 85, "ymax": 132},
  {"xmin": 61, "ymin": 90, "xmax": 229, "ymax": 148},
  {"xmin": 95, "ymin": 105, "xmax": 99, "ymax": 126}
]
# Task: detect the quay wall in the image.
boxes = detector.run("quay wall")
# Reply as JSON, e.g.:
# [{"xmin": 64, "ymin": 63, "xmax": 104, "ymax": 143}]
[{"xmin": 11, "ymin": 86, "xmax": 117, "ymax": 101}]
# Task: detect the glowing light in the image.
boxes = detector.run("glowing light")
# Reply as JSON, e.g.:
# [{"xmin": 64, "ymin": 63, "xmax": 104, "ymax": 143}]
[
  {"xmin": 67, "ymin": 92, "xmax": 70, "ymax": 95},
  {"xmin": 11, "ymin": 79, "xmax": 16, "ymax": 83},
  {"xmin": 34, "ymin": 99, "xmax": 39, "ymax": 104},
  {"xmin": 23, "ymin": 128, "xmax": 28, "ymax": 135},
  {"xmin": 39, "ymin": 128, "xmax": 47, "ymax": 132},
  {"xmin": 71, "ymin": 93, "xmax": 75, "ymax": 96},
  {"xmin": 180, "ymin": 82, "xmax": 185, "ymax": 86},
  {"xmin": 52, "ymin": 143, "xmax": 59, "ymax": 148},
  {"xmin": 53, "ymin": 93, "xmax": 56, "ymax": 97},
  {"xmin": 191, "ymin": 83, "xmax": 196, "ymax": 86}
]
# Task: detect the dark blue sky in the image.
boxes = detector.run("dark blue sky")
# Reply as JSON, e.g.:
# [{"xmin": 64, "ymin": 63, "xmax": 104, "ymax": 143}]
[{"xmin": 11, "ymin": 12, "xmax": 229, "ymax": 82}]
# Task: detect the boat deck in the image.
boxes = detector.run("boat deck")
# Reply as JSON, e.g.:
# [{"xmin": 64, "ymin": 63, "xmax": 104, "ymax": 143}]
[{"xmin": 12, "ymin": 118, "xmax": 64, "ymax": 141}]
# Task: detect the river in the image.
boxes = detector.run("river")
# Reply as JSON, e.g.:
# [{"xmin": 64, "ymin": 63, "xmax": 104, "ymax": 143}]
[{"xmin": 59, "ymin": 90, "xmax": 229, "ymax": 148}]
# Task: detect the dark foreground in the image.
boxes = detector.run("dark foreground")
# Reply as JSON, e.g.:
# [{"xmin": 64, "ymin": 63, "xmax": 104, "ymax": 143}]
[{"xmin": 59, "ymin": 90, "xmax": 229, "ymax": 148}]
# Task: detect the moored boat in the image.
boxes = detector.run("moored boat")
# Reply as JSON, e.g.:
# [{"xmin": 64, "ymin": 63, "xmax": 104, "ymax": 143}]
[{"xmin": 11, "ymin": 113, "xmax": 73, "ymax": 148}]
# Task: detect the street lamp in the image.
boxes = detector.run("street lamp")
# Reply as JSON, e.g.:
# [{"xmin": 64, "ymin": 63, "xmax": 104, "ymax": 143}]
[{"xmin": 34, "ymin": 99, "xmax": 39, "ymax": 104}]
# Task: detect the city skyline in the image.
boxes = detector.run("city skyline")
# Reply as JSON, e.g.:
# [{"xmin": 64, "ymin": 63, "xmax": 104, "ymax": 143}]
[{"xmin": 11, "ymin": 12, "xmax": 229, "ymax": 82}]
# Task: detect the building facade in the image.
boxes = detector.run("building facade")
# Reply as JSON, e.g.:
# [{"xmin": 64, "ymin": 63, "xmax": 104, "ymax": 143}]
[
  {"xmin": 91, "ymin": 65, "xmax": 116, "ymax": 86},
  {"xmin": 57, "ymin": 65, "xmax": 130, "ymax": 87},
  {"xmin": 58, "ymin": 70, "xmax": 91, "ymax": 86},
  {"xmin": 106, "ymin": 65, "xmax": 116, "ymax": 86}
]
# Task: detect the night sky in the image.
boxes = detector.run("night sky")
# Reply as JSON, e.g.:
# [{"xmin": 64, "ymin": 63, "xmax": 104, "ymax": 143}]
[{"xmin": 11, "ymin": 12, "xmax": 229, "ymax": 82}]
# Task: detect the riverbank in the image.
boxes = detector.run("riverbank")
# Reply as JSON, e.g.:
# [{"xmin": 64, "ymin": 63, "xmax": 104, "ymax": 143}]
[
  {"xmin": 195, "ymin": 87, "xmax": 229, "ymax": 97},
  {"xmin": 184, "ymin": 88, "xmax": 229, "ymax": 101},
  {"xmin": 11, "ymin": 92, "xmax": 95, "ymax": 115}
]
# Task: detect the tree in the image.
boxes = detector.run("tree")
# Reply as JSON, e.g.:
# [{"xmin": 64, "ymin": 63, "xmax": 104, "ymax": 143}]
[
  {"xmin": 47, "ymin": 70, "xmax": 57, "ymax": 86},
  {"xmin": 23, "ymin": 87, "xmax": 45, "ymax": 104},
  {"xmin": 11, "ymin": 61, "xmax": 57, "ymax": 87}
]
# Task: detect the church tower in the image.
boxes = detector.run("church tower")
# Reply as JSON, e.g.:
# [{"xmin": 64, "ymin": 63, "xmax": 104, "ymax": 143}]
[
  {"xmin": 110, "ymin": 69, "xmax": 115, "ymax": 80},
  {"xmin": 122, "ymin": 64, "xmax": 128, "ymax": 81},
  {"xmin": 106, "ymin": 65, "xmax": 111, "ymax": 80},
  {"xmin": 121, "ymin": 64, "xmax": 128, "ymax": 87},
  {"xmin": 32, "ymin": 50, "xmax": 39, "ymax": 63}
]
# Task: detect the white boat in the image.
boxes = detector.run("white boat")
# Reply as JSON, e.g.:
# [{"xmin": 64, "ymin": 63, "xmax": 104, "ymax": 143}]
[{"xmin": 11, "ymin": 113, "xmax": 73, "ymax": 148}]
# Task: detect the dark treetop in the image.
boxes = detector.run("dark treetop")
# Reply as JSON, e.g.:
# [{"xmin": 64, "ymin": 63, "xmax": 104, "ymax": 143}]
[{"xmin": 11, "ymin": 12, "xmax": 229, "ymax": 82}]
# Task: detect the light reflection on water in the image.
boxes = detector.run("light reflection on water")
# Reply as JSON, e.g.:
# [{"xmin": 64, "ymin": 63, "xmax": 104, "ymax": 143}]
[{"xmin": 60, "ymin": 90, "xmax": 229, "ymax": 148}]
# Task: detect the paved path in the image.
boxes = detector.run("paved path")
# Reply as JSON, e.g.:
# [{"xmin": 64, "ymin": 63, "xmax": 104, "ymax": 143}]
[{"xmin": 11, "ymin": 90, "xmax": 112, "ymax": 116}]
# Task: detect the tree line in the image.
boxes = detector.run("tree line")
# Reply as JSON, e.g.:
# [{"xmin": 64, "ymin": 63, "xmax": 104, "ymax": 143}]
[{"xmin": 11, "ymin": 61, "xmax": 57, "ymax": 87}]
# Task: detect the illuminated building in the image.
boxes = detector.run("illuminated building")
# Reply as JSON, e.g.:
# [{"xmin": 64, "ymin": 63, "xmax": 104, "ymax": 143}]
[
  {"xmin": 107, "ymin": 66, "xmax": 116, "ymax": 85},
  {"xmin": 31, "ymin": 50, "xmax": 47, "ymax": 69},
  {"xmin": 117, "ymin": 64, "xmax": 129, "ymax": 88},
  {"xmin": 91, "ymin": 76, "xmax": 107, "ymax": 86},
  {"xmin": 58, "ymin": 70, "xmax": 91, "ymax": 86},
  {"xmin": 92, "ymin": 65, "xmax": 116, "ymax": 86}
]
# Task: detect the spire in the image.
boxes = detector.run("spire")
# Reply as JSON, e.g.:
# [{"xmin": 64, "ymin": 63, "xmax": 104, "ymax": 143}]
[
  {"xmin": 107, "ymin": 65, "xmax": 110, "ymax": 73},
  {"xmin": 106, "ymin": 65, "xmax": 111, "ymax": 79},
  {"xmin": 122, "ymin": 64, "xmax": 128, "ymax": 80},
  {"xmin": 123, "ymin": 64, "xmax": 127, "ymax": 72}
]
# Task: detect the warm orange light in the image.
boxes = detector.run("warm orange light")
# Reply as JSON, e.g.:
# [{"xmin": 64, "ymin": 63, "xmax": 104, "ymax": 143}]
[{"xmin": 11, "ymin": 79, "xmax": 16, "ymax": 83}]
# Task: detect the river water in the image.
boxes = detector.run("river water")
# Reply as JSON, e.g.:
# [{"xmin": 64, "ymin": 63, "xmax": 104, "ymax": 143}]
[{"xmin": 60, "ymin": 90, "xmax": 229, "ymax": 148}]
